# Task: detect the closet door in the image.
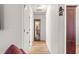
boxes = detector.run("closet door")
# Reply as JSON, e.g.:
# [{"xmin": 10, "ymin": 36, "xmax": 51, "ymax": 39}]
[{"xmin": 66, "ymin": 6, "xmax": 76, "ymax": 54}]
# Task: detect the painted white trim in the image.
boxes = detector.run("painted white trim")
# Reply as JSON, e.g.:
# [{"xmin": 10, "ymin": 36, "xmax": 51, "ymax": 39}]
[
  {"xmin": 22, "ymin": 5, "xmax": 25, "ymax": 49},
  {"xmin": 64, "ymin": 4, "xmax": 66, "ymax": 54}
]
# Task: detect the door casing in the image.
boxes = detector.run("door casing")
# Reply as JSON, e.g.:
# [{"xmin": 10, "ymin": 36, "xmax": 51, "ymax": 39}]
[{"xmin": 34, "ymin": 19, "xmax": 41, "ymax": 41}]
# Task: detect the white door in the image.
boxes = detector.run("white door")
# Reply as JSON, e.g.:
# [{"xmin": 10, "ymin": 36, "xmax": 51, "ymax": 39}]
[{"xmin": 23, "ymin": 6, "xmax": 30, "ymax": 51}]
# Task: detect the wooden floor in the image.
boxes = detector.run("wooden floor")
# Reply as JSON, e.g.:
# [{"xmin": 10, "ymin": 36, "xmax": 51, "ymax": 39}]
[
  {"xmin": 28, "ymin": 42, "xmax": 79, "ymax": 54},
  {"xmin": 29, "ymin": 41, "xmax": 49, "ymax": 54},
  {"xmin": 76, "ymin": 45, "xmax": 79, "ymax": 54}
]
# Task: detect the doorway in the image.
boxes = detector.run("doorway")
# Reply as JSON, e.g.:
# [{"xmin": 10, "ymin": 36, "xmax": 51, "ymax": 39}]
[{"xmin": 34, "ymin": 19, "xmax": 40, "ymax": 41}]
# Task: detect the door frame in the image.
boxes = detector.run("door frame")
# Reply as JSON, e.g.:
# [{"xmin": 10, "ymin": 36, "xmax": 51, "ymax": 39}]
[
  {"xmin": 22, "ymin": 5, "xmax": 31, "ymax": 51},
  {"xmin": 34, "ymin": 19, "xmax": 41, "ymax": 41}
]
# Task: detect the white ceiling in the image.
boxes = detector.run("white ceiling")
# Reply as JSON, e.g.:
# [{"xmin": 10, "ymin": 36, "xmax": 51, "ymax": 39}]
[{"xmin": 31, "ymin": 5, "xmax": 48, "ymax": 13}]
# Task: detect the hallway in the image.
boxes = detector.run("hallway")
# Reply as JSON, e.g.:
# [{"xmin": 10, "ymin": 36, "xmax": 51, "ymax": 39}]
[{"xmin": 30, "ymin": 41, "xmax": 49, "ymax": 54}]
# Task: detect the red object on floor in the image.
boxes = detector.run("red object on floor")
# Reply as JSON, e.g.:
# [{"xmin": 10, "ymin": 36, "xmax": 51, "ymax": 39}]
[
  {"xmin": 4, "ymin": 44, "xmax": 23, "ymax": 54},
  {"xmin": 20, "ymin": 49, "xmax": 26, "ymax": 54}
]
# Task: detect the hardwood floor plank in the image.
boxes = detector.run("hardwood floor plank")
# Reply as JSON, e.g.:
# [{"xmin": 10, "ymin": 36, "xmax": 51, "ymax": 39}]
[{"xmin": 29, "ymin": 41, "xmax": 49, "ymax": 54}]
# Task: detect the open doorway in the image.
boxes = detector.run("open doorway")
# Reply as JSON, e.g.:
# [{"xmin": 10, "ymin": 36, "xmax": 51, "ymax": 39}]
[
  {"xmin": 23, "ymin": 4, "xmax": 49, "ymax": 54},
  {"xmin": 30, "ymin": 17, "xmax": 49, "ymax": 54},
  {"xmin": 34, "ymin": 19, "xmax": 40, "ymax": 41},
  {"xmin": 29, "ymin": 5, "xmax": 49, "ymax": 54}
]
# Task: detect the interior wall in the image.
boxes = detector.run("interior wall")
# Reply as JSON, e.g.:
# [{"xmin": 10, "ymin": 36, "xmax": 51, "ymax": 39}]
[
  {"xmin": 0, "ymin": 4, "xmax": 24, "ymax": 53},
  {"xmin": 22, "ymin": 5, "xmax": 34, "ymax": 51},
  {"xmin": 76, "ymin": 6, "xmax": 79, "ymax": 45},
  {"xmin": 29, "ymin": 6, "xmax": 34, "ymax": 47},
  {"xmin": 34, "ymin": 13, "xmax": 46, "ymax": 40},
  {"xmin": 40, "ymin": 14, "xmax": 46, "ymax": 40},
  {"xmin": 46, "ymin": 4, "xmax": 65, "ymax": 54},
  {"xmin": 23, "ymin": 5, "xmax": 30, "ymax": 51}
]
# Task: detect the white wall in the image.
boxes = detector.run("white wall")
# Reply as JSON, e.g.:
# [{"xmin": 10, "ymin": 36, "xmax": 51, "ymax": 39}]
[
  {"xmin": 46, "ymin": 4, "xmax": 65, "ymax": 54},
  {"xmin": 29, "ymin": 6, "xmax": 34, "ymax": 47},
  {"xmin": 0, "ymin": 4, "xmax": 24, "ymax": 53},
  {"xmin": 40, "ymin": 14, "xmax": 46, "ymax": 40},
  {"xmin": 34, "ymin": 13, "xmax": 46, "ymax": 40},
  {"xmin": 23, "ymin": 5, "xmax": 30, "ymax": 51},
  {"xmin": 23, "ymin": 5, "xmax": 34, "ymax": 51},
  {"xmin": 76, "ymin": 6, "xmax": 79, "ymax": 45}
]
